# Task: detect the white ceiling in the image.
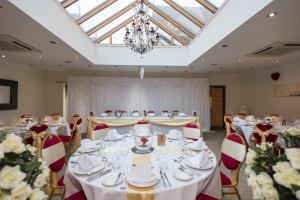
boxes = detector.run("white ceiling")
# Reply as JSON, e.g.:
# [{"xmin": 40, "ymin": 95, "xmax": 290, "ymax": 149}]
[{"xmin": 0, "ymin": 0, "xmax": 300, "ymax": 74}]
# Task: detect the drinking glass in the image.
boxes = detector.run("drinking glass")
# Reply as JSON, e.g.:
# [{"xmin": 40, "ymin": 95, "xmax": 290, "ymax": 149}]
[{"xmin": 158, "ymin": 147, "xmax": 168, "ymax": 170}]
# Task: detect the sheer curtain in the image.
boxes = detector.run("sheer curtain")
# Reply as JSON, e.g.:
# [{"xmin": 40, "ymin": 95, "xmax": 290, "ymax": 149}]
[{"xmin": 67, "ymin": 76, "xmax": 210, "ymax": 131}]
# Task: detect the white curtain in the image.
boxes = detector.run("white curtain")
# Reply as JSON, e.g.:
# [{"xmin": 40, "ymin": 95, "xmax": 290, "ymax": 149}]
[{"xmin": 67, "ymin": 76, "xmax": 210, "ymax": 131}]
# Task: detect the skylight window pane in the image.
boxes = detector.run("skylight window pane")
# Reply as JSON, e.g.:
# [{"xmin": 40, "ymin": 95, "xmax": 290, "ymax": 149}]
[
  {"xmin": 111, "ymin": 27, "xmax": 126, "ymax": 44},
  {"xmin": 172, "ymin": 0, "xmax": 213, "ymax": 24},
  {"xmin": 81, "ymin": 0, "xmax": 135, "ymax": 32},
  {"xmin": 207, "ymin": 0, "xmax": 226, "ymax": 7},
  {"xmin": 157, "ymin": 28, "xmax": 172, "ymax": 46},
  {"xmin": 66, "ymin": 0, "xmax": 106, "ymax": 20},
  {"xmin": 152, "ymin": 0, "xmax": 200, "ymax": 35},
  {"xmin": 92, "ymin": 9, "xmax": 134, "ymax": 40},
  {"xmin": 100, "ymin": 37, "xmax": 110, "ymax": 44},
  {"xmin": 173, "ymin": 39, "xmax": 182, "ymax": 46},
  {"xmin": 148, "ymin": 8, "xmax": 191, "ymax": 42}
]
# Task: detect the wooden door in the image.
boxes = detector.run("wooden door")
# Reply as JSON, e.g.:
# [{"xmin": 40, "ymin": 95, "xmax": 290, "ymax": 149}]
[{"xmin": 210, "ymin": 86, "xmax": 225, "ymax": 129}]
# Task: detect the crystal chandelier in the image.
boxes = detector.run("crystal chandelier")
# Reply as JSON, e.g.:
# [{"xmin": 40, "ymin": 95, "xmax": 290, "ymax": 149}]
[{"xmin": 124, "ymin": 0, "xmax": 160, "ymax": 55}]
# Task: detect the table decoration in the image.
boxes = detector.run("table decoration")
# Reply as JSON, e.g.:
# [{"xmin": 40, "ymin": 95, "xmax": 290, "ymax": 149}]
[
  {"xmin": 245, "ymin": 141, "xmax": 300, "ymax": 200},
  {"xmin": 132, "ymin": 127, "xmax": 154, "ymax": 154},
  {"xmin": 0, "ymin": 132, "xmax": 49, "ymax": 200}
]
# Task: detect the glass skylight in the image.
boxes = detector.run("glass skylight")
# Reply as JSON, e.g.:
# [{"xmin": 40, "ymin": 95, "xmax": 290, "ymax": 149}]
[{"xmin": 58, "ymin": 0, "xmax": 225, "ymax": 46}]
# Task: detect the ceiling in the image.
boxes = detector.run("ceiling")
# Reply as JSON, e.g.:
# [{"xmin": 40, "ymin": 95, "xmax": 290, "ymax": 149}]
[{"xmin": 0, "ymin": 0, "xmax": 300, "ymax": 74}]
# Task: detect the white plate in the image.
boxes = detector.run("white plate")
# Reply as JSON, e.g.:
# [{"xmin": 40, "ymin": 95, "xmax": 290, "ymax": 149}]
[
  {"xmin": 127, "ymin": 173, "xmax": 160, "ymax": 188},
  {"xmin": 73, "ymin": 162, "xmax": 105, "ymax": 175},
  {"xmin": 184, "ymin": 159, "xmax": 213, "ymax": 170},
  {"xmin": 166, "ymin": 134, "xmax": 178, "ymax": 140},
  {"xmin": 173, "ymin": 170, "xmax": 193, "ymax": 181},
  {"xmin": 106, "ymin": 135, "xmax": 124, "ymax": 141},
  {"xmin": 101, "ymin": 173, "xmax": 124, "ymax": 186}
]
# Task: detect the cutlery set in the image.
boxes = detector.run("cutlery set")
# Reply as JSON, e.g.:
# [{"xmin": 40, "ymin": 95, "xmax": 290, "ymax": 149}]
[
  {"xmin": 160, "ymin": 170, "xmax": 172, "ymax": 188},
  {"xmin": 86, "ymin": 169, "xmax": 112, "ymax": 182}
]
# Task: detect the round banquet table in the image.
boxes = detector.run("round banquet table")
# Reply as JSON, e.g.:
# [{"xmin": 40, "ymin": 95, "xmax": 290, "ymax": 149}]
[{"xmin": 64, "ymin": 135, "xmax": 221, "ymax": 200}]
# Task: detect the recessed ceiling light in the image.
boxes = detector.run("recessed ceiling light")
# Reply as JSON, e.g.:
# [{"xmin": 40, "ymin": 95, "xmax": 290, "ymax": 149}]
[
  {"xmin": 49, "ymin": 40, "xmax": 56, "ymax": 44},
  {"xmin": 201, "ymin": 58, "xmax": 205, "ymax": 62},
  {"xmin": 38, "ymin": 55, "xmax": 42, "ymax": 59},
  {"xmin": 238, "ymin": 58, "xmax": 243, "ymax": 62},
  {"xmin": 221, "ymin": 44, "xmax": 228, "ymax": 47},
  {"xmin": 267, "ymin": 12, "xmax": 277, "ymax": 18},
  {"xmin": 75, "ymin": 56, "xmax": 79, "ymax": 60},
  {"xmin": 65, "ymin": 60, "xmax": 72, "ymax": 64},
  {"xmin": 1, "ymin": 54, "xmax": 6, "ymax": 58},
  {"xmin": 275, "ymin": 59, "xmax": 279, "ymax": 63}
]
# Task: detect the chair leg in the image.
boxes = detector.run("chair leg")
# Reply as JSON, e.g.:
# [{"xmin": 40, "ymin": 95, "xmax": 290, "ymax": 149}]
[
  {"xmin": 234, "ymin": 186, "xmax": 241, "ymax": 200},
  {"xmin": 48, "ymin": 188, "xmax": 55, "ymax": 200}
]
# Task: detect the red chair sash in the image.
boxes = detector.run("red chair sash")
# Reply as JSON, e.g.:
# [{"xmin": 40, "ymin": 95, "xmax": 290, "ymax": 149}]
[
  {"xmin": 137, "ymin": 120, "xmax": 148, "ymax": 124},
  {"xmin": 256, "ymin": 123, "xmax": 273, "ymax": 132},
  {"xmin": 184, "ymin": 123, "xmax": 198, "ymax": 128},
  {"xmin": 30, "ymin": 124, "xmax": 48, "ymax": 133},
  {"xmin": 94, "ymin": 124, "xmax": 109, "ymax": 130},
  {"xmin": 43, "ymin": 135, "xmax": 65, "ymax": 172}
]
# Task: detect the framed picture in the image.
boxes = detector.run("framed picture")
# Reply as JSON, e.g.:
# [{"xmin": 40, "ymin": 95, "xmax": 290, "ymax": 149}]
[
  {"xmin": 274, "ymin": 82, "xmax": 300, "ymax": 97},
  {"xmin": 0, "ymin": 79, "xmax": 18, "ymax": 110}
]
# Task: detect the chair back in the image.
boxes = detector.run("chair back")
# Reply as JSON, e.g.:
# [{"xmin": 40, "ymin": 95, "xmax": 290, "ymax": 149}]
[
  {"xmin": 92, "ymin": 124, "xmax": 110, "ymax": 140},
  {"xmin": 221, "ymin": 134, "xmax": 246, "ymax": 185},
  {"xmin": 42, "ymin": 135, "xmax": 65, "ymax": 172},
  {"xmin": 105, "ymin": 110, "xmax": 113, "ymax": 116},
  {"xmin": 133, "ymin": 120, "xmax": 151, "ymax": 132},
  {"xmin": 70, "ymin": 114, "xmax": 82, "ymax": 133},
  {"xmin": 182, "ymin": 122, "xmax": 201, "ymax": 139},
  {"xmin": 26, "ymin": 124, "xmax": 49, "ymax": 157},
  {"xmin": 253, "ymin": 123, "xmax": 278, "ymax": 144},
  {"xmin": 224, "ymin": 114, "xmax": 236, "ymax": 135}
]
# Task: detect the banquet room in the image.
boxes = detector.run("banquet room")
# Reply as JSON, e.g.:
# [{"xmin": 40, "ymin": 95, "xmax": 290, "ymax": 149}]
[{"xmin": 0, "ymin": 0, "xmax": 300, "ymax": 199}]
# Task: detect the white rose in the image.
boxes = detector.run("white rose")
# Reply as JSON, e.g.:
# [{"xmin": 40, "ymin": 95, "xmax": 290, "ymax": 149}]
[
  {"xmin": 262, "ymin": 185, "xmax": 279, "ymax": 200},
  {"xmin": 287, "ymin": 128, "xmax": 300, "ymax": 136},
  {"xmin": 29, "ymin": 189, "xmax": 46, "ymax": 200},
  {"xmin": 273, "ymin": 161, "xmax": 291, "ymax": 173},
  {"xmin": 34, "ymin": 173, "xmax": 49, "ymax": 188},
  {"xmin": 26, "ymin": 145, "xmax": 37, "ymax": 156},
  {"xmin": 286, "ymin": 148, "xmax": 300, "ymax": 170},
  {"xmin": 256, "ymin": 172, "xmax": 273, "ymax": 186},
  {"xmin": 247, "ymin": 174, "xmax": 258, "ymax": 187},
  {"xmin": 0, "ymin": 166, "xmax": 26, "ymax": 189},
  {"xmin": 246, "ymin": 149, "xmax": 257, "ymax": 165},
  {"xmin": 11, "ymin": 182, "xmax": 32, "ymax": 200},
  {"xmin": 0, "ymin": 144, "xmax": 4, "ymax": 159},
  {"xmin": 2, "ymin": 134, "xmax": 26, "ymax": 154},
  {"xmin": 252, "ymin": 187, "xmax": 264, "ymax": 200},
  {"xmin": 274, "ymin": 169, "xmax": 300, "ymax": 188}
]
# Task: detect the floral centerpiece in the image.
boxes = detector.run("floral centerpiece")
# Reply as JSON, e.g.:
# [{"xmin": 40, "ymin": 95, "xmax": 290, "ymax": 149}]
[
  {"xmin": 0, "ymin": 132, "xmax": 50, "ymax": 200},
  {"xmin": 245, "ymin": 141, "xmax": 300, "ymax": 200}
]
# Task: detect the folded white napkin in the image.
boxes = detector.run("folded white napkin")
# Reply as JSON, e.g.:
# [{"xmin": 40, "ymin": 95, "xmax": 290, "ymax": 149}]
[
  {"xmin": 100, "ymin": 113, "xmax": 108, "ymax": 117},
  {"xmin": 132, "ymin": 112, "xmax": 140, "ymax": 117},
  {"xmin": 127, "ymin": 165, "xmax": 158, "ymax": 183},
  {"xmin": 148, "ymin": 113, "xmax": 156, "ymax": 117},
  {"xmin": 168, "ymin": 129, "xmax": 182, "ymax": 139},
  {"xmin": 106, "ymin": 129, "xmax": 122, "ymax": 140},
  {"xmin": 188, "ymin": 138, "xmax": 207, "ymax": 149},
  {"xmin": 186, "ymin": 151, "xmax": 210, "ymax": 169},
  {"xmin": 178, "ymin": 112, "xmax": 186, "ymax": 117},
  {"xmin": 78, "ymin": 154, "xmax": 102, "ymax": 171},
  {"xmin": 233, "ymin": 116, "xmax": 245, "ymax": 123},
  {"xmin": 162, "ymin": 113, "xmax": 169, "ymax": 117},
  {"xmin": 80, "ymin": 139, "xmax": 97, "ymax": 149},
  {"xmin": 245, "ymin": 115, "xmax": 255, "ymax": 122}
]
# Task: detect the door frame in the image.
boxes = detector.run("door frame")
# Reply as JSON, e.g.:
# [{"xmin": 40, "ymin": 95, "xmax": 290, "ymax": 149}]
[{"xmin": 210, "ymin": 85, "xmax": 226, "ymax": 129}]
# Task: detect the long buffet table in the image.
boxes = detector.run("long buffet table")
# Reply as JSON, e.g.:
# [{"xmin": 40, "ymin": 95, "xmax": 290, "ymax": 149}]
[{"xmin": 87, "ymin": 116, "xmax": 200, "ymax": 138}]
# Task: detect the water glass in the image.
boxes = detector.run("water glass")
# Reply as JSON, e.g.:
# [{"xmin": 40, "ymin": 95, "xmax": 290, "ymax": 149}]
[{"xmin": 158, "ymin": 148, "xmax": 168, "ymax": 170}]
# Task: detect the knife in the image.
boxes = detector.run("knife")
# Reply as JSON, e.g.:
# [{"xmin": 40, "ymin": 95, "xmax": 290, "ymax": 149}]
[
  {"xmin": 160, "ymin": 170, "xmax": 167, "ymax": 188},
  {"xmin": 163, "ymin": 172, "xmax": 172, "ymax": 188},
  {"xmin": 86, "ymin": 169, "xmax": 112, "ymax": 182}
]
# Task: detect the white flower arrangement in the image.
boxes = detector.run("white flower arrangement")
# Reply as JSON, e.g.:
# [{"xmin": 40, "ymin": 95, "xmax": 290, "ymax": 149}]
[
  {"xmin": 245, "ymin": 142, "xmax": 300, "ymax": 200},
  {"xmin": 0, "ymin": 133, "xmax": 49, "ymax": 200}
]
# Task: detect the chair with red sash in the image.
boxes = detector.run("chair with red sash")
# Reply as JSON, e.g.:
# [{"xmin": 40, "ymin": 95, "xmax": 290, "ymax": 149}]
[
  {"xmin": 64, "ymin": 191, "xmax": 87, "ymax": 200},
  {"xmin": 25, "ymin": 124, "xmax": 48, "ymax": 158},
  {"xmin": 92, "ymin": 123, "xmax": 111, "ymax": 140},
  {"xmin": 105, "ymin": 110, "xmax": 113, "ymax": 117},
  {"xmin": 69, "ymin": 114, "xmax": 82, "ymax": 149},
  {"xmin": 224, "ymin": 114, "xmax": 236, "ymax": 136},
  {"xmin": 182, "ymin": 122, "xmax": 201, "ymax": 140},
  {"xmin": 219, "ymin": 134, "xmax": 246, "ymax": 200},
  {"xmin": 253, "ymin": 123, "xmax": 278, "ymax": 145},
  {"xmin": 41, "ymin": 135, "xmax": 66, "ymax": 200}
]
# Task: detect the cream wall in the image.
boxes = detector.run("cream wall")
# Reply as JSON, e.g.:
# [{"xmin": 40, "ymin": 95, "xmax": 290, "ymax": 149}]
[
  {"xmin": 245, "ymin": 63, "xmax": 300, "ymax": 121},
  {"xmin": 0, "ymin": 61, "xmax": 45, "ymax": 122}
]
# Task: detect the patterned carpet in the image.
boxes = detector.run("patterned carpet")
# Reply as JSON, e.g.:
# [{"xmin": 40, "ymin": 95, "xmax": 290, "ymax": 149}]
[{"xmin": 55, "ymin": 130, "xmax": 253, "ymax": 200}]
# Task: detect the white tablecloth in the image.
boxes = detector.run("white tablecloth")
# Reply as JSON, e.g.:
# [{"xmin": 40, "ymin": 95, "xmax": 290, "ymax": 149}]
[{"xmin": 64, "ymin": 137, "xmax": 221, "ymax": 200}]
